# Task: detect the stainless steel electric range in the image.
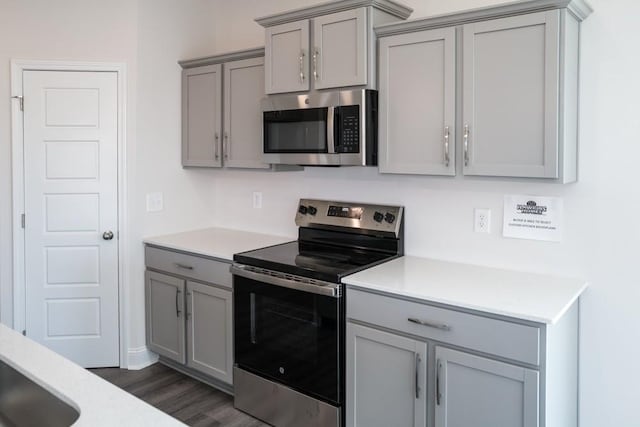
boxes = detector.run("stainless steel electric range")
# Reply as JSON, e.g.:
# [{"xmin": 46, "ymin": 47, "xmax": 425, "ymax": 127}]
[{"xmin": 231, "ymin": 199, "xmax": 404, "ymax": 427}]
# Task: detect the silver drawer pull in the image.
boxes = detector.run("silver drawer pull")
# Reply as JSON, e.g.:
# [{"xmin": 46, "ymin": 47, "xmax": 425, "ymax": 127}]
[
  {"xmin": 408, "ymin": 317, "xmax": 451, "ymax": 331},
  {"xmin": 175, "ymin": 263, "xmax": 194, "ymax": 270}
]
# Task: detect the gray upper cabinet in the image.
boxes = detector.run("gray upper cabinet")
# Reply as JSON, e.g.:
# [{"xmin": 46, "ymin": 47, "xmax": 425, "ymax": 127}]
[
  {"xmin": 434, "ymin": 346, "xmax": 539, "ymax": 427},
  {"xmin": 375, "ymin": 0, "xmax": 591, "ymax": 182},
  {"xmin": 224, "ymin": 57, "xmax": 269, "ymax": 169},
  {"xmin": 182, "ymin": 64, "xmax": 222, "ymax": 167},
  {"xmin": 346, "ymin": 322, "xmax": 427, "ymax": 427},
  {"xmin": 186, "ymin": 281, "xmax": 233, "ymax": 384},
  {"xmin": 180, "ymin": 48, "xmax": 270, "ymax": 169},
  {"xmin": 462, "ymin": 11, "xmax": 559, "ymax": 179},
  {"xmin": 265, "ymin": 20, "xmax": 310, "ymax": 94},
  {"xmin": 257, "ymin": 0, "xmax": 413, "ymax": 94},
  {"xmin": 378, "ymin": 27, "xmax": 456, "ymax": 175},
  {"xmin": 145, "ymin": 270, "xmax": 186, "ymax": 364},
  {"xmin": 313, "ymin": 9, "xmax": 367, "ymax": 90}
]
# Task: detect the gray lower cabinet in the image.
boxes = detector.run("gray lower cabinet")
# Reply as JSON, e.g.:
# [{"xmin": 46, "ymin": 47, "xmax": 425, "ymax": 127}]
[
  {"xmin": 145, "ymin": 245, "xmax": 234, "ymax": 388},
  {"xmin": 186, "ymin": 281, "xmax": 233, "ymax": 384},
  {"xmin": 346, "ymin": 323, "xmax": 427, "ymax": 427},
  {"xmin": 146, "ymin": 270, "xmax": 186, "ymax": 364},
  {"xmin": 346, "ymin": 287, "xmax": 579, "ymax": 427},
  {"xmin": 434, "ymin": 346, "xmax": 539, "ymax": 427},
  {"xmin": 180, "ymin": 49, "xmax": 269, "ymax": 169}
]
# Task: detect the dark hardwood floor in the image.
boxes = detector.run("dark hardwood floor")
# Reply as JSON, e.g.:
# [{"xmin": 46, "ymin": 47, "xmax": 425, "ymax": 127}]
[{"xmin": 92, "ymin": 363, "xmax": 267, "ymax": 427}]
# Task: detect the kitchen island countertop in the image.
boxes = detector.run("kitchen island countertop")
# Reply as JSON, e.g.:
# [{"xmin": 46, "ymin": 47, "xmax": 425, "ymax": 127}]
[
  {"xmin": 0, "ymin": 323, "xmax": 186, "ymax": 426},
  {"xmin": 343, "ymin": 256, "xmax": 587, "ymax": 324},
  {"xmin": 143, "ymin": 227, "xmax": 294, "ymax": 260}
]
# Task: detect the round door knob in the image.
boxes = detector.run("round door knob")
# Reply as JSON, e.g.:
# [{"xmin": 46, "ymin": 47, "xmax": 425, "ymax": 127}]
[{"xmin": 103, "ymin": 231, "xmax": 114, "ymax": 240}]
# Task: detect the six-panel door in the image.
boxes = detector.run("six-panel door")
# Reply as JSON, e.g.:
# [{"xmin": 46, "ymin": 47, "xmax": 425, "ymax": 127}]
[
  {"xmin": 313, "ymin": 9, "xmax": 368, "ymax": 90},
  {"xmin": 182, "ymin": 64, "xmax": 222, "ymax": 167},
  {"xmin": 462, "ymin": 11, "xmax": 560, "ymax": 178},
  {"xmin": 145, "ymin": 271, "xmax": 186, "ymax": 364},
  {"xmin": 435, "ymin": 346, "xmax": 539, "ymax": 427},
  {"xmin": 347, "ymin": 322, "xmax": 427, "ymax": 427},
  {"xmin": 186, "ymin": 281, "xmax": 234, "ymax": 385},
  {"xmin": 265, "ymin": 20, "xmax": 310, "ymax": 93},
  {"xmin": 223, "ymin": 57, "xmax": 270, "ymax": 169},
  {"xmin": 378, "ymin": 27, "xmax": 456, "ymax": 176}
]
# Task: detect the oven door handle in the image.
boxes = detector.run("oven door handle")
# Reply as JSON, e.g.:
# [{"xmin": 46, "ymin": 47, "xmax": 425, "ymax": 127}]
[{"xmin": 230, "ymin": 264, "xmax": 341, "ymax": 298}]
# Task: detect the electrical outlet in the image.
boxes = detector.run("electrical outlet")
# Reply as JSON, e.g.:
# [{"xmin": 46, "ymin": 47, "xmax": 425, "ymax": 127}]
[
  {"xmin": 474, "ymin": 208, "xmax": 491, "ymax": 233},
  {"xmin": 253, "ymin": 192, "xmax": 263, "ymax": 209},
  {"xmin": 146, "ymin": 192, "xmax": 164, "ymax": 212}
]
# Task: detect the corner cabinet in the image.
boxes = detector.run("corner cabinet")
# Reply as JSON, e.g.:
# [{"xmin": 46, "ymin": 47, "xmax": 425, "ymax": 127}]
[
  {"xmin": 145, "ymin": 245, "xmax": 234, "ymax": 391},
  {"xmin": 180, "ymin": 48, "xmax": 269, "ymax": 169},
  {"xmin": 375, "ymin": 0, "xmax": 592, "ymax": 182},
  {"xmin": 257, "ymin": 0, "xmax": 413, "ymax": 94},
  {"xmin": 346, "ymin": 287, "xmax": 579, "ymax": 427}
]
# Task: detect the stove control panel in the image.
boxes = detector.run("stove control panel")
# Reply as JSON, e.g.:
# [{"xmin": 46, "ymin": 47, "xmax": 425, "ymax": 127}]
[{"xmin": 296, "ymin": 199, "xmax": 403, "ymax": 237}]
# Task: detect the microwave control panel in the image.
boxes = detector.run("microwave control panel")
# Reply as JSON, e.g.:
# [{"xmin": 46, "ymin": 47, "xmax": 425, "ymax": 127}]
[{"xmin": 336, "ymin": 105, "xmax": 360, "ymax": 153}]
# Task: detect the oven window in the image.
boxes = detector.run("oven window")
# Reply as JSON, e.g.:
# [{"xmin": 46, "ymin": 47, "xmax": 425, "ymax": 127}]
[
  {"xmin": 264, "ymin": 108, "xmax": 328, "ymax": 153},
  {"xmin": 234, "ymin": 275, "xmax": 341, "ymax": 404}
]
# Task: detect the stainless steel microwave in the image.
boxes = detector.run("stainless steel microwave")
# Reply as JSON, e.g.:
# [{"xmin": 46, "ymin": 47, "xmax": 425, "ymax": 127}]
[{"xmin": 262, "ymin": 89, "xmax": 377, "ymax": 166}]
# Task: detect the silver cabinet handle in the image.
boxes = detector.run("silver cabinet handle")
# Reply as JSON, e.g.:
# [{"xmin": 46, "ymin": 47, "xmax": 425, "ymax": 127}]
[
  {"xmin": 415, "ymin": 353, "xmax": 421, "ymax": 399},
  {"xmin": 175, "ymin": 263, "xmax": 193, "ymax": 270},
  {"xmin": 102, "ymin": 231, "xmax": 114, "ymax": 241},
  {"xmin": 313, "ymin": 48, "xmax": 319, "ymax": 81},
  {"xmin": 224, "ymin": 132, "xmax": 229, "ymax": 160},
  {"xmin": 299, "ymin": 50, "xmax": 306, "ymax": 83},
  {"xmin": 408, "ymin": 317, "xmax": 451, "ymax": 331},
  {"xmin": 444, "ymin": 126, "xmax": 450, "ymax": 167},
  {"xmin": 214, "ymin": 132, "xmax": 220, "ymax": 160},
  {"xmin": 463, "ymin": 124, "xmax": 470, "ymax": 167},
  {"xmin": 436, "ymin": 359, "xmax": 442, "ymax": 406},
  {"xmin": 175, "ymin": 289, "xmax": 182, "ymax": 317}
]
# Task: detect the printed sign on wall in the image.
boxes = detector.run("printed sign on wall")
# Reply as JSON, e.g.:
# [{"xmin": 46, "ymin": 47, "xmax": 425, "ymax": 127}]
[{"xmin": 503, "ymin": 195, "xmax": 563, "ymax": 242}]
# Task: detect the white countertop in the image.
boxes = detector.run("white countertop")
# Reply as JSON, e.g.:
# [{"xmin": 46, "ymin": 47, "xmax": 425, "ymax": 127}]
[
  {"xmin": 143, "ymin": 227, "xmax": 294, "ymax": 260},
  {"xmin": 0, "ymin": 324, "xmax": 185, "ymax": 426},
  {"xmin": 343, "ymin": 256, "xmax": 588, "ymax": 324}
]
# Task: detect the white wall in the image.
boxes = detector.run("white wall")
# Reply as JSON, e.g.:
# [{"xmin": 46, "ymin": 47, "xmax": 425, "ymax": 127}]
[{"xmin": 207, "ymin": 0, "xmax": 640, "ymax": 426}]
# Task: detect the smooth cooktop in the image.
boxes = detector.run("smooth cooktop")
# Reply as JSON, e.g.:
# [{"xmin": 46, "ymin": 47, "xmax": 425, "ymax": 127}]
[{"xmin": 233, "ymin": 241, "xmax": 397, "ymax": 283}]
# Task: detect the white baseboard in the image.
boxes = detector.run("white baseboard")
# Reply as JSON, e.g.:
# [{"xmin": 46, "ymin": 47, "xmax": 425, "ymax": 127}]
[{"xmin": 126, "ymin": 346, "xmax": 158, "ymax": 370}]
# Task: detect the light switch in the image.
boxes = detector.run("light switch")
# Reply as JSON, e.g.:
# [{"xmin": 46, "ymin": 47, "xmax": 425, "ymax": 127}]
[{"xmin": 146, "ymin": 192, "xmax": 164, "ymax": 212}]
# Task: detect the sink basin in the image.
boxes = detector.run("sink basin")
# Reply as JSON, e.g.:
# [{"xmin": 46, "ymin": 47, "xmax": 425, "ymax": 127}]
[{"xmin": 0, "ymin": 359, "xmax": 79, "ymax": 427}]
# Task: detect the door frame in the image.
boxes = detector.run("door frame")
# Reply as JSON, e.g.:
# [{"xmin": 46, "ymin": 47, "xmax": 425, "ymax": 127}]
[{"xmin": 10, "ymin": 60, "xmax": 129, "ymax": 367}]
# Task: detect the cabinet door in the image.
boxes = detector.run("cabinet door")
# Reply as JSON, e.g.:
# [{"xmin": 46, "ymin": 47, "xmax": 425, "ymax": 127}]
[
  {"xmin": 313, "ymin": 9, "xmax": 367, "ymax": 89},
  {"xmin": 435, "ymin": 347, "xmax": 539, "ymax": 427},
  {"xmin": 182, "ymin": 64, "xmax": 222, "ymax": 167},
  {"xmin": 145, "ymin": 271, "xmax": 186, "ymax": 364},
  {"xmin": 379, "ymin": 27, "xmax": 456, "ymax": 175},
  {"xmin": 186, "ymin": 281, "xmax": 233, "ymax": 384},
  {"xmin": 346, "ymin": 323, "xmax": 427, "ymax": 427},
  {"xmin": 462, "ymin": 11, "xmax": 559, "ymax": 178},
  {"xmin": 223, "ymin": 57, "xmax": 269, "ymax": 169},
  {"xmin": 265, "ymin": 20, "xmax": 310, "ymax": 94}
]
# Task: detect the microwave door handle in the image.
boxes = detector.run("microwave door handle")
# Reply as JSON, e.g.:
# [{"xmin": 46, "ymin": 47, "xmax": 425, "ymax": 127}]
[{"xmin": 327, "ymin": 106, "xmax": 336, "ymax": 154}]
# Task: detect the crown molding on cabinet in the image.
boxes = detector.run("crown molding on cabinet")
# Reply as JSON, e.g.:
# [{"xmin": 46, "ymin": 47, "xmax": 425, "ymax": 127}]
[
  {"xmin": 178, "ymin": 47, "xmax": 265, "ymax": 69},
  {"xmin": 255, "ymin": 0, "xmax": 413, "ymax": 27},
  {"xmin": 374, "ymin": 0, "xmax": 592, "ymax": 37}
]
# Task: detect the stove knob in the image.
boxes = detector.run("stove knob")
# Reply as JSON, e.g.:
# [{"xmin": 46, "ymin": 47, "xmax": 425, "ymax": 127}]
[
  {"xmin": 308, "ymin": 206, "xmax": 317, "ymax": 216},
  {"xmin": 385, "ymin": 212, "xmax": 396, "ymax": 224},
  {"xmin": 298, "ymin": 205, "xmax": 308, "ymax": 215},
  {"xmin": 373, "ymin": 211, "xmax": 384, "ymax": 223}
]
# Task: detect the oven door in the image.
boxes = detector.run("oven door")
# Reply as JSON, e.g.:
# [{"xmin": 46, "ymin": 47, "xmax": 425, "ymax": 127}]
[{"xmin": 233, "ymin": 271, "xmax": 342, "ymax": 405}]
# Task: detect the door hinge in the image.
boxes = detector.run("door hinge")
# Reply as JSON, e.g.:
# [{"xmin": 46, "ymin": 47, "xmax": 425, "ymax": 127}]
[
  {"xmin": 21, "ymin": 213, "xmax": 25, "ymax": 229},
  {"xmin": 12, "ymin": 95, "xmax": 24, "ymax": 111},
  {"xmin": 22, "ymin": 330, "xmax": 26, "ymax": 336}
]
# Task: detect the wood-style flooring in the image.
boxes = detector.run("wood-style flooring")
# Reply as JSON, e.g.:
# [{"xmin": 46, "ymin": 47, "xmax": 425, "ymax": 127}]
[{"xmin": 92, "ymin": 363, "xmax": 267, "ymax": 427}]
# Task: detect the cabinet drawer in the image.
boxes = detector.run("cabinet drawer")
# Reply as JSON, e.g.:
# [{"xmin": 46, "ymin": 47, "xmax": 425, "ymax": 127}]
[
  {"xmin": 347, "ymin": 288, "xmax": 540, "ymax": 365},
  {"xmin": 145, "ymin": 246, "xmax": 232, "ymax": 289}
]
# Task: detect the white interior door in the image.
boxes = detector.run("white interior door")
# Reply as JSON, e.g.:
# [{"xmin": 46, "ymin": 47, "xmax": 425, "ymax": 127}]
[{"xmin": 23, "ymin": 70, "xmax": 119, "ymax": 368}]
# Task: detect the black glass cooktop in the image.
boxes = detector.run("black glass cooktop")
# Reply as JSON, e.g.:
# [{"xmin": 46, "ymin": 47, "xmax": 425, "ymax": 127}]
[{"xmin": 234, "ymin": 241, "xmax": 397, "ymax": 283}]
